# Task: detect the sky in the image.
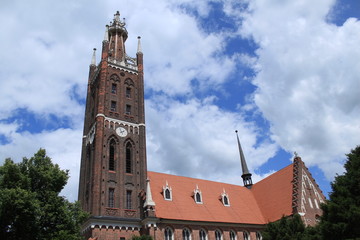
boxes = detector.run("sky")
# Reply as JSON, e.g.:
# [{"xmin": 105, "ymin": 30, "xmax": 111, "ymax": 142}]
[{"xmin": 0, "ymin": 0, "xmax": 359, "ymax": 202}]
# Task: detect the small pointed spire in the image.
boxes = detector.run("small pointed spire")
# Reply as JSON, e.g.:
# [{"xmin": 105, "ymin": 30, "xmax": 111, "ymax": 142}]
[
  {"xmin": 91, "ymin": 48, "xmax": 96, "ymax": 66},
  {"xmin": 236, "ymin": 130, "xmax": 253, "ymax": 188},
  {"xmin": 144, "ymin": 178, "xmax": 155, "ymax": 207},
  {"xmin": 103, "ymin": 25, "xmax": 109, "ymax": 42},
  {"xmin": 137, "ymin": 36, "xmax": 142, "ymax": 53}
]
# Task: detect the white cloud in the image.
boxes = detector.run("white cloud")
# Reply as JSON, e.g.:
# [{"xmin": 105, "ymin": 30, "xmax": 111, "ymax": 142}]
[
  {"xmin": 146, "ymin": 95, "xmax": 278, "ymax": 185},
  {"xmin": 237, "ymin": 0, "xmax": 360, "ymax": 179},
  {"xmin": 0, "ymin": 124, "xmax": 83, "ymax": 201}
]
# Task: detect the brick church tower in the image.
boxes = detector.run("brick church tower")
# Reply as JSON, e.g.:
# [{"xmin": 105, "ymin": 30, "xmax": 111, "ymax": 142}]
[{"xmin": 78, "ymin": 11, "xmax": 147, "ymax": 239}]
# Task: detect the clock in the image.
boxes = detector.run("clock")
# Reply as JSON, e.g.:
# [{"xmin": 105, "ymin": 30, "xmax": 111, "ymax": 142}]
[{"xmin": 116, "ymin": 127, "xmax": 128, "ymax": 137}]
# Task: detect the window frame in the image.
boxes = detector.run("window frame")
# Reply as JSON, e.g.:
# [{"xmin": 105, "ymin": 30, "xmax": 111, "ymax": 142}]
[{"xmin": 182, "ymin": 228, "xmax": 191, "ymax": 240}]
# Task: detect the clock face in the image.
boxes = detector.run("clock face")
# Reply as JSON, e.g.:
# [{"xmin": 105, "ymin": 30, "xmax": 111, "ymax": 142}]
[{"xmin": 116, "ymin": 127, "xmax": 128, "ymax": 137}]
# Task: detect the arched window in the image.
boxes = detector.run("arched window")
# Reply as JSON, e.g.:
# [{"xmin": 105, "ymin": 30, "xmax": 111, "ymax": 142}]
[
  {"xmin": 230, "ymin": 230, "xmax": 237, "ymax": 240},
  {"xmin": 109, "ymin": 139, "xmax": 116, "ymax": 171},
  {"xmin": 165, "ymin": 189, "xmax": 171, "ymax": 199},
  {"xmin": 182, "ymin": 228, "xmax": 191, "ymax": 240},
  {"xmin": 256, "ymin": 231, "xmax": 262, "ymax": 240},
  {"xmin": 215, "ymin": 230, "xmax": 222, "ymax": 240},
  {"xmin": 125, "ymin": 142, "xmax": 132, "ymax": 173},
  {"xmin": 243, "ymin": 231, "xmax": 250, "ymax": 240},
  {"xmin": 196, "ymin": 192, "xmax": 202, "ymax": 203},
  {"xmin": 164, "ymin": 227, "xmax": 173, "ymax": 240},
  {"xmin": 199, "ymin": 229, "xmax": 207, "ymax": 240}
]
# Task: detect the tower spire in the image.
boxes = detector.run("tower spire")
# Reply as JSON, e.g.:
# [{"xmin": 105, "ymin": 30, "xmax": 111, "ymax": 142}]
[
  {"xmin": 236, "ymin": 130, "xmax": 253, "ymax": 188},
  {"xmin": 90, "ymin": 48, "xmax": 96, "ymax": 66},
  {"xmin": 137, "ymin": 36, "xmax": 142, "ymax": 53}
]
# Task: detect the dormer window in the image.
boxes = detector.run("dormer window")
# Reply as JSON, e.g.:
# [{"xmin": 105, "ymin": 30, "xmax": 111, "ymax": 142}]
[
  {"xmin": 194, "ymin": 185, "xmax": 203, "ymax": 204},
  {"xmin": 163, "ymin": 181, "xmax": 172, "ymax": 201},
  {"xmin": 221, "ymin": 189, "xmax": 230, "ymax": 206}
]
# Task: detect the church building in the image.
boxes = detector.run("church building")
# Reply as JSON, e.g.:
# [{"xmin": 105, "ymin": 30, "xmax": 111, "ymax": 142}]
[{"xmin": 78, "ymin": 12, "xmax": 325, "ymax": 240}]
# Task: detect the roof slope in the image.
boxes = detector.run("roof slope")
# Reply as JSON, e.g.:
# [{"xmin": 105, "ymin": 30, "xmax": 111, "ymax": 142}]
[
  {"xmin": 148, "ymin": 171, "xmax": 266, "ymax": 224},
  {"xmin": 251, "ymin": 164, "xmax": 294, "ymax": 222}
]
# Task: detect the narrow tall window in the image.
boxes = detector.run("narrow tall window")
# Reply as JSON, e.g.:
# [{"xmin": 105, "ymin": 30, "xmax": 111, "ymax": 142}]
[
  {"xmin": 111, "ymin": 83, "xmax": 117, "ymax": 94},
  {"xmin": 215, "ymin": 230, "xmax": 222, "ymax": 240},
  {"xmin": 109, "ymin": 140, "xmax": 115, "ymax": 171},
  {"xmin": 182, "ymin": 228, "xmax": 191, "ymax": 240},
  {"xmin": 110, "ymin": 101, "xmax": 117, "ymax": 112},
  {"xmin": 243, "ymin": 231, "xmax": 249, "ymax": 240},
  {"xmin": 223, "ymin": 196, "xmax": 229, "ymax": 206},
  {"xmin": 165, "ymin": 189, "xmax": 171, "ymax": 200},
  {"xmin": 126, "ymin": 143, "xmax": 132, "ymax": 173},
  {"xmin": 126, "ymin": 190, "xmax": 132, "ymax": 209},
  {"xmin": 196, "ymin": 192, "xmax": 202, "ymax": 203},
  {"xmin": 126, "ymin": 87, "xmax": 131, "ymax": 98},
  {"xmin": 108, "ymin": 188, "xmax": 114, "ymax": 208},
  {"xmin": 125, "ymin": 104, "xmax": 131, "ymax": 115},
  {"xmin": 256, "ymin": 232, "xmax": 262, "ymax": 240},
  {"xmin": 165, "ymin": 227, "xmax": 173, "ymax": 240},
  {"xmin": 199, "ymin": 229, "xmax": 207, "ymax": 240},
  {"xmin": 230, "ymin": 230, "xmax": 236, "ymax": 240}
]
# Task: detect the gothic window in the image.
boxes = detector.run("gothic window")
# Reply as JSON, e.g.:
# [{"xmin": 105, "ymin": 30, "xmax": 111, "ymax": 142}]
[
  {"xmin": 111, "ymin": 83, "xmax": 117, "ymax": 94},
  {"xmin": 109, "ymin": 139, "xmax": 116, "ymax": 171},
  {"xmin": 126, "ymin": 87, "xmax": 131, "ymax": 98},
  {"xmin": 196, "ymin": 192, "xmax": 202, "ymax": 203},
  {"xmin": 163, "ymin": 181, "xmax": 172, "ymax": 201},
  {"xmin": 126, "ymin": 190, "xmax": 132, "ymax": 209},
  {"xmin": 199, "ymin": 229, "xmax": 207, "ymax": 240},
  {"xmin": 221, "ymin": 190, "xmax": 230, "ymax": 206},
  {"xmin": 215, "ymin": 230, "xmax": 222, "ymax": 240},
  {"xmin": 126, "ymin": 142, "xmax": 132, "ymax": 173},
  {"xmin": 182, "ymin": 228, "xmax": 191, "ymax": 240},
  {"xmin": 110, "ymin": 101, "xmax": 117, "ymax": 112},
  {"xmin": 223, "ymin": 196, "xmax": 229, "ymax": 205},
  {"xmin": 164, "ymin": 227, "xmax": 173, "ymax": 240},
  {"xmin": 243, "ymin": 231, "xmax": 250, "ymax": 240},
  {"xmin": 256, "ymin": 231, "xmax": 262, "ymax": 240},
  {"xmin": 125, "ymin": 104, "xmax": 131, "ymax": 115},
  {"xmin": 194, "ymin": 185, "xmax": 202, "ymax": 204},
  {"xmin": 108, "ymin": 188, "xmax": 114, "ymax": 208},
  {"xmin": 165, "ymin": 189, "xmax": 171, "ymax": 200},
  {"xmin": 229, "ymin": 230, "xmax": 237, "ymax": 240}
]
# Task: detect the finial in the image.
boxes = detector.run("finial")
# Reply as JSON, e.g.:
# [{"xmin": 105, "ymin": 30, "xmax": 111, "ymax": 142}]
[
  {"xmin": 91, "ymin": 48, "xmax": 96, "ymax": 66},
  {"xmin": 294, "ymin": 151, "xmax": 298, "ymax": 157},
  {"xmin": 103, "ymin": 25, "xmax": 109, "ymax": 42},
  {"xmin": 144, "ymin": 178, "xmax": 155, "ymax": 207},
  {"xmin": 137, "ymin": 36, "xmax": 142, "ymax": 53},
  {"xmin": 114, "ymin": 11, "xmax": 120, "ymax": 22}
]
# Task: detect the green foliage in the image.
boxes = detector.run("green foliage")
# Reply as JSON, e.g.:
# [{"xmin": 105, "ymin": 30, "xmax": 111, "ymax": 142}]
[
  {"xmin": 319, "ymin": 146, "xmax": 360, "ymax": 240},
  {"xmin": 262, "ymin": 214, "xmax": 321, "ymax": 240},
  {"xmin": 0, "ymin": 149, "xmax": 88, "ymax": 240},
  {"xmin": 131, "ymin": 235, "xmax": 153, "ymax": 240}
]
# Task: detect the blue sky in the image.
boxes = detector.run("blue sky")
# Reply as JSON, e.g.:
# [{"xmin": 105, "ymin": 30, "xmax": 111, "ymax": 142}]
[{"xmin": 0, "ymin": 0, "xmax": 359, "ymax": 201}]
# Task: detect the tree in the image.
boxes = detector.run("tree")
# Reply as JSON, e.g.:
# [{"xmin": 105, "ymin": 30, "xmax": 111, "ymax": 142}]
[
  {"xmin": 131, "ymin": 235, "xmax": 153, "ymax": 240},
  {"xmin": 0, "ymin": 149, "xmax": 88, "ymax": 240},
  {"xmin": 262, "ymin": 214, "xmax": 321, "ymax": 240},
  {"xmin": 319, "ymin": 146, "xmax": 360, "ymax": 240}
]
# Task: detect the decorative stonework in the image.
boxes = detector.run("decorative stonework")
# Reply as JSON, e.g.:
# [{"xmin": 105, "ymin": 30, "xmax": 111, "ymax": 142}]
[
  {"xmin": 85, "ymin": 123, "xmax": 96, "ymax": 145},
  {"xmin": 124, "ymin": 209, "xmax": 136, "ymax": 217},
  {"xmin": 108, "ymin": 61, "xmax": 138, "ymax": 74},
  {"xmin": 105, "ymin": 208, "xmax": 118, "ymax": 216}
]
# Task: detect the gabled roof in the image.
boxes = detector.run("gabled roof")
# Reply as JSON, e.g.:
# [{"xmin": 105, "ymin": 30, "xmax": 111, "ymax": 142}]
[
  {"xmin": 147, "ymin": 171, "xmax": 266, "ymax": 224},
  {"xmin": 251, "ymin": 164, "xmax": 294, "ymax": 222}
]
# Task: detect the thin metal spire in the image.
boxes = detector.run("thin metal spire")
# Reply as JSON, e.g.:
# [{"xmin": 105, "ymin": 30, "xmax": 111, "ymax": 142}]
[
  {"xmin": 236, "ymin": 130, "xmax": 250, "ymax": 175},
  {"xmin": 236, "ymin": 130, "xmax": 253, "ymax": 188}
]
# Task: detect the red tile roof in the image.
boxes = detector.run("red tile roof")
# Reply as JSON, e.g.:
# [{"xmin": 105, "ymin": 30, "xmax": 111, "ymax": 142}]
[
  {"xmin": 148, "ymin": 171, "xmax": 266, "ymax": 224},
  {"xmin": 251, "ymin": 164, "xmax": 294, "ymax": 222}
]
